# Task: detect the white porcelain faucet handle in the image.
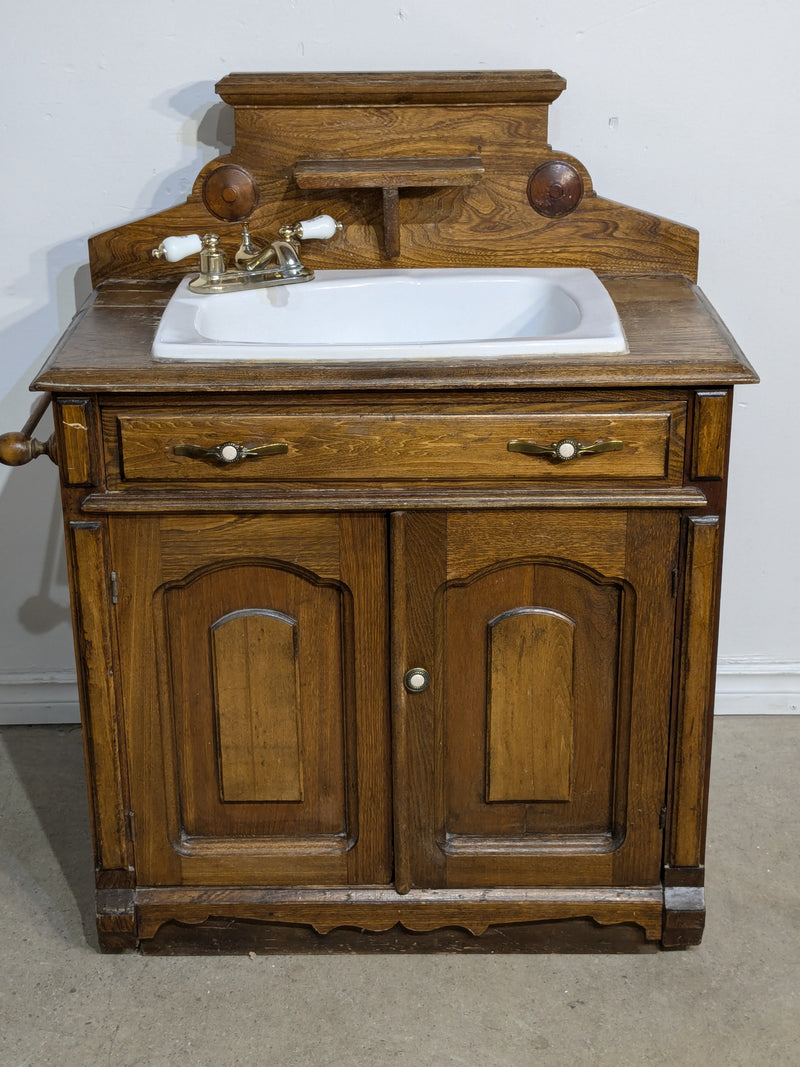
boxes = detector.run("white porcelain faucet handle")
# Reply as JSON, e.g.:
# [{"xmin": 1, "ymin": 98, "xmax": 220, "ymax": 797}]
[
  {"xmin": 153, "ymin": 234, "xmax": 204, "ymax": 263},
  {"xmin": 295, "ymin": 215, "xmax": 341, "ymax": 240}
]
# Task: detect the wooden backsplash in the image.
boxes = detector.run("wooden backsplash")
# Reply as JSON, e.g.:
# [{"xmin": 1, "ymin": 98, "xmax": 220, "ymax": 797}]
[{"xmin": 88, "ymin": 71, "xmax": 698, "ymax": 285}]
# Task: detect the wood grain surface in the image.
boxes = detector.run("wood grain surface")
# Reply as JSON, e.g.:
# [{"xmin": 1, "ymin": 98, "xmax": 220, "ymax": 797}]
[
  {"xmin": 32, "ymin": 71, "xmax": 758, "ymax": 952},
  {"xmin": 86, "ymin": 71, "xmax": 699, "ymax": 283}
]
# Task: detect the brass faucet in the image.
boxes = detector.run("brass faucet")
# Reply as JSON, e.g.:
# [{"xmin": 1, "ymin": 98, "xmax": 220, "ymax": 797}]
[{"xmin": 152, "ymin": 215, "xmax": 342, "ymax": 294}]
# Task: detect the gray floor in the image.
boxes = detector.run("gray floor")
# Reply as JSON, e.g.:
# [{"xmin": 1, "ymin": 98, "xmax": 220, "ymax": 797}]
[{"xmin": 0, "ymin": 718, "xmax": 798, "ymax": 1066}]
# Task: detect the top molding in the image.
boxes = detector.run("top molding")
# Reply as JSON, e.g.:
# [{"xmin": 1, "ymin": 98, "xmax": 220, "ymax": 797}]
[{"xmin": 215, "ymin": 70, "xmax": 568, "ymax": 107}]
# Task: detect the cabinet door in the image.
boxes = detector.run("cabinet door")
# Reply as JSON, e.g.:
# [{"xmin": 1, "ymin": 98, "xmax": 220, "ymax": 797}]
[
  {"xmin": 392, "ymin": 509, "xmax": 678, "ymax": 891},
  {"xmin": 111, "ymin": 512, "xmax": 391, "ymax": 888}
]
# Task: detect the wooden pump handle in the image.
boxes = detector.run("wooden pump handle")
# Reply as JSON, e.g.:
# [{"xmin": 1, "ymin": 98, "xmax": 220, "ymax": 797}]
[{"xmin": 0, "ymin": 394, "xmax": 57, "ymax": 467}]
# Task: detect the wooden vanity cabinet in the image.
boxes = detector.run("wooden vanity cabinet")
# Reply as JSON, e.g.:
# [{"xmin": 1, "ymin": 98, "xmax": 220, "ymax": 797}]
[
  {"xmin": 2, "ymin": 71, "xmax": 756, "ymax": 953},
  {"xmin": 34, "ymin": 301, "xmax": 755, "ymax": 953}
]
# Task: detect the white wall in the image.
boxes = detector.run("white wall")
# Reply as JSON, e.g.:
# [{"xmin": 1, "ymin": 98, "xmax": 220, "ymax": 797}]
[{"xmin": 1, "ymin": 0, "xmax": 797, "ymax": 721}]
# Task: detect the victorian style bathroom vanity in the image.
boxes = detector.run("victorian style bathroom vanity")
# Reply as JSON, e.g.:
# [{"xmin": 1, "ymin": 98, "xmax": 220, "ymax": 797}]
[{"xmin": 1, "ymin": 72, "xmax": 757, "ymax": 952}]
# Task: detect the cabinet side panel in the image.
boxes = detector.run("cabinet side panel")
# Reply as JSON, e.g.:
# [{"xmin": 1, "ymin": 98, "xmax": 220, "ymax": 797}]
[
  {"xmin": 68, "ymin": 521, "xmax": 128, "ymax": 871},
  {"xmin": 212, "ymin": 611, "xmax": 303, "ymax": 802},
  {"xmin": 57, "ymin": 399, "xmax": 95, "ymax": 486},
  {"xmin": 670, "ymin": 515, "xmax": 720, "ymax": 869},
  {"xmin": 487, "ymin": 608, "xmax": 574, "ymax": 802},
  {"xmin": 691, "ymin": 392, "xmax": 730, "ymax": 481}
]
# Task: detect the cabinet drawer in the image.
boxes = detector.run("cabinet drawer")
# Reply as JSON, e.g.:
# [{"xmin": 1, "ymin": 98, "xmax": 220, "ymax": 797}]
[{"xmin": 112, "ymin": 404, "xmax": 685, "ymax": 486}]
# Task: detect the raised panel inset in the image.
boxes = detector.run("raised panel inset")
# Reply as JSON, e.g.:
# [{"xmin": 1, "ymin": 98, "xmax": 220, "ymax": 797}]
[
  {"xmin": 440, "ymin": 553, "xmax": 626, "ymax": 847},
  {"xmin": 487, "ymin": 608, "xmax": 574, "ymax": 802},
  {"xmin": 162, "ymin": 561, "xmax": 349, "ymax": 843},
  {"xmin": 212, "ymin": 609, "xmax": 303, "ymax": 802}
]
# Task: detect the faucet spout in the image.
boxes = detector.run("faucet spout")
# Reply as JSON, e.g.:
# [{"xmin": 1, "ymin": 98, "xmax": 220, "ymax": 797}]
[{"xmin": 235, "ymin": 230, "xmax": 305, "ymax": 276}]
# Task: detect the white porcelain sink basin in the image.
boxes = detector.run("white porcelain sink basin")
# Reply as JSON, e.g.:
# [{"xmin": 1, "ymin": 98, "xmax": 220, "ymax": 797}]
[{"xmin": 152, "ymin": 268, "xmax": 626, "ymax": 362}]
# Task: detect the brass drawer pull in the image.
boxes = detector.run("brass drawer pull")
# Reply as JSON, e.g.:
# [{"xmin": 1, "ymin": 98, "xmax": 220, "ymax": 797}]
[
  {"xmin": 174, "ymin": 441, "xmax": 289, "ymax": 465},
  {"xmin": 507, "ymin": 437, "xmax": 623, "ymax": 463}
]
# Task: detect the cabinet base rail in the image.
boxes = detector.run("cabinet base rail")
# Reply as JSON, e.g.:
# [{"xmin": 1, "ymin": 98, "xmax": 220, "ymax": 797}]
[{"xmin": 95, "ymin": 884, "xmax": 702, "ymax": 953}]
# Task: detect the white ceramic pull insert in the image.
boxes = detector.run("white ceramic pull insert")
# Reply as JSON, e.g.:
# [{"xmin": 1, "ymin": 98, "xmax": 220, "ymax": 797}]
[
  {"xmin": 295, "ymin": 215, "xmax": 341, "ymax": 240},
  {"xmin": 403, "ymin": 668, "xmax": 431, "ymax": 693},
  {"xmin": 153, "ymin": 234, "xmax": 203, "ymax": 262}
]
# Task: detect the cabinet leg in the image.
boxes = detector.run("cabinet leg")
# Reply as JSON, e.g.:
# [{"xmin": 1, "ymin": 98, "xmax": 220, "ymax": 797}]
[
  {"xmin": 96, "ymin": 888, "xmax": 138, "ymax": 952},
  {"xmin": 662, "ymin": 886, "xmax": 705, "ymax": 947}
]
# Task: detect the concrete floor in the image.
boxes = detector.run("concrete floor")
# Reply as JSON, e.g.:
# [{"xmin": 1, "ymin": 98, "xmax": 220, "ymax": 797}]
[{"xmin": 0, "ymin": 718, "xmax": 798, "ymax": 1066}]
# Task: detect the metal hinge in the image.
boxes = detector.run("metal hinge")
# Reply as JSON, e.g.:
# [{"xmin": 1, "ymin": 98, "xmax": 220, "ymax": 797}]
[
  {"xmin": 110, "ymin": 570, "xmax": 119, "ymax": 604},
  {"xmin": 126, "ymin": 810, "xmax": 136, "ymax": 842},
  {"xmin": 659, "ymin": 805, "xmax": 667, "ymax": 830}
]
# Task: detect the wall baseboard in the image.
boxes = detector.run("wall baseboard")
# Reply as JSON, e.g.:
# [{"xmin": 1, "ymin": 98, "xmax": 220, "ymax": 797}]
[
  {"xmin": 0, "ymin": 662, "xmax": 798, "ymax": 725},
  {"xmin": 714, "ymin": 659, "xmax": 800, "ymax": 715},
  {"xmin": 0, "ymin": 671, "xmax": 81, "ymax": 725}
]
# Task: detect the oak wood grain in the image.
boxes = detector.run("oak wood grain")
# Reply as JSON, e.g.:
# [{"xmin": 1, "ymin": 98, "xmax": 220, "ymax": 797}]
[
  {"xmin": 610, "ymin": 509, "xmax": 679, "ymax": 885},
  {"xmin": 487, "ymin": 607, "xmax": 574, "ymax": 802},
  {"xmin": 164, "ymin": 564, "xmax": 345, "ymax": 838},
  {"xmin": 444, "ymin": 509, "xmax": 629, "ymax": 577},
  {"xmin": 32, "ymin": 276, "xmax": 758, "ymax": 394},
  {"xmin": 670, "ymin": 515, "xmax": 721, "ymax": 869},
  {"xmin": 112, "ymin": 512, "xmax": 391, "ymax": 889},
  {"xmin": 111, "ymin": 406, "xmax": 683, "ymax": 486},
  {"xmin": 294, "ymin": 157, "xmax": 485, "ymax": 189},
  {"xmin": 56, "ymin": 399, "xmax": 93, "ymax": 485},
  {"xmin": 132, "ymin": 884, "xmax": 665, "ymax": 947},
  {"xmin": 29, "ymin": 69, "xmax": 758, "ymax": 952},
  {"xmin": 691, "ymin": 390, "xmax": 730, "ymax": 481},
  {"xmin": 66, "ymin": 521, "xmax": 129, "ymax": 872},
  {"xmin": 339, "ymin": 513, "xmax": 393, "ymax": 886},
  {"xmin": 216, "ymin": 70, "xmax": 568, "ymax": 107},
  {"xmin": 212, "ymin": 610, "xmax": 304, "ymax": 802},
  {"xmin": 392, "ymin": 509, "xmax": 678, "ymax": 891},
  {"xmin": 85, "ymin": 70, "xmax": 699, "ymax": 284},
  {"xmin": 390, "ymin": 510, "xmax": 448, "ymax": 893},
  {"xmin": 438, "ymin": 529, "xmax": 623, "ymax": 886}
]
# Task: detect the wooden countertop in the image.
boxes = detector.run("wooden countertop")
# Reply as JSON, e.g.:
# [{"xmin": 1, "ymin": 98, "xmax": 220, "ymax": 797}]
[{"xmin": 33, "ymin": 274, "xmax": 758, "ymax": 394}]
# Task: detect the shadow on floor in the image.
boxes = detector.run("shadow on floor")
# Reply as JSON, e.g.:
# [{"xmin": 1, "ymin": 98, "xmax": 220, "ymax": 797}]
[{"xmin": 0, "ymin": 724, "xmax": 97, "ymax": 949}]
